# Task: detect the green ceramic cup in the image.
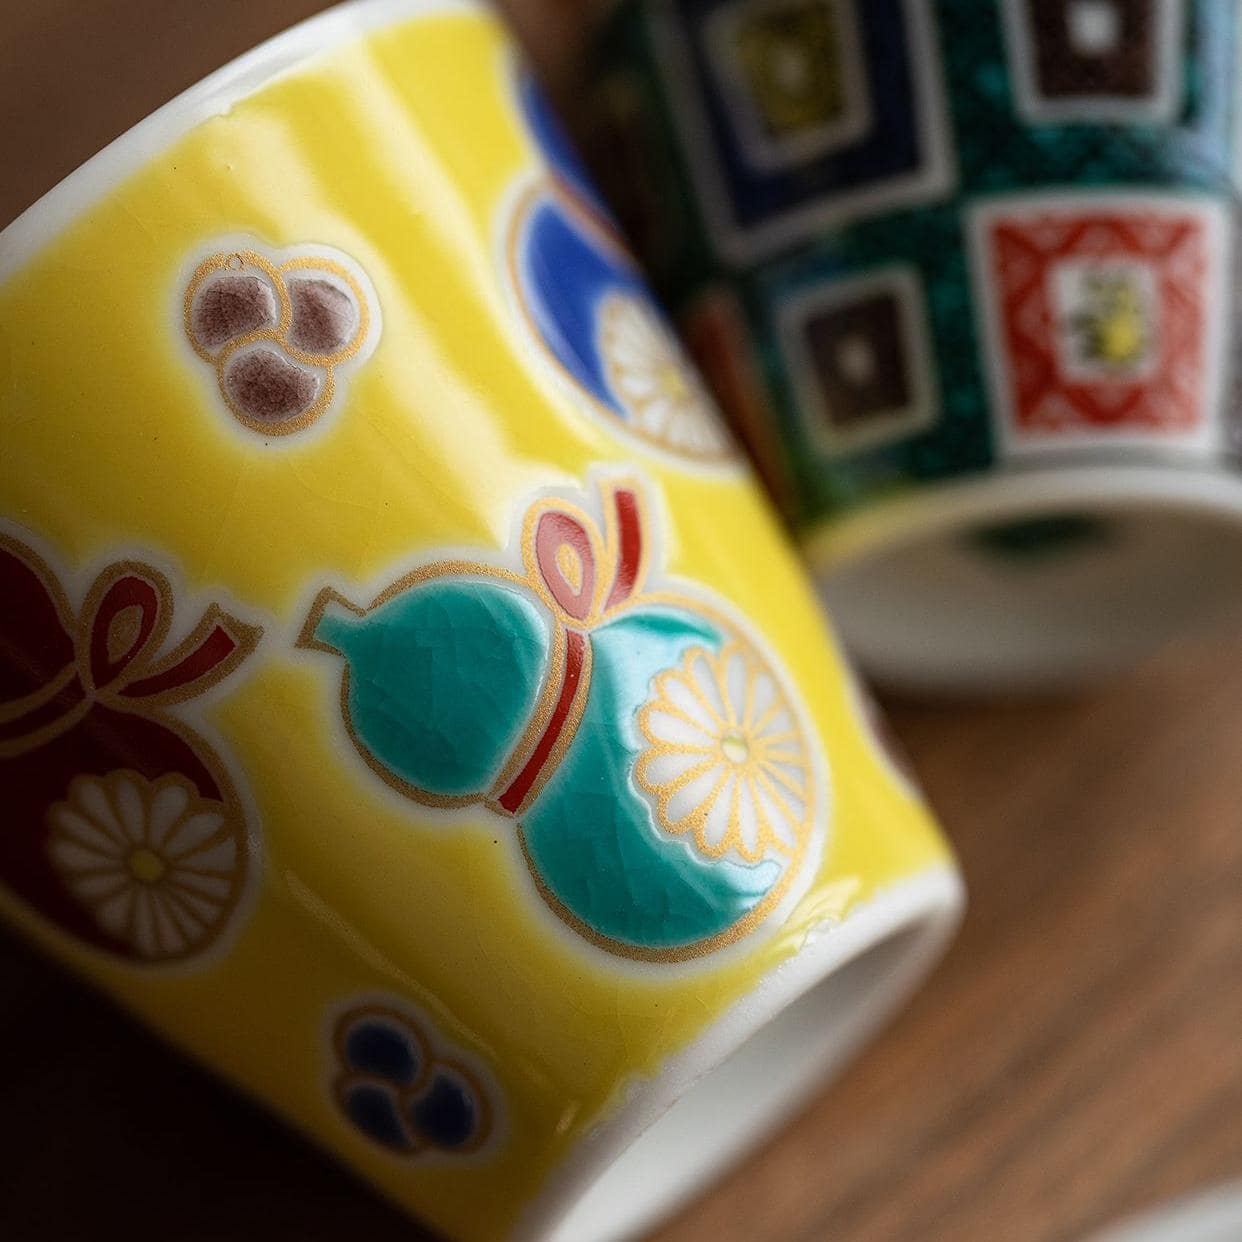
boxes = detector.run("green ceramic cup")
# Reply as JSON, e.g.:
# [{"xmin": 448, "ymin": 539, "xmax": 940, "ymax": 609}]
[{"xmin": 587, "ymin": 0, "xmax": 1242, "ymax": 690}]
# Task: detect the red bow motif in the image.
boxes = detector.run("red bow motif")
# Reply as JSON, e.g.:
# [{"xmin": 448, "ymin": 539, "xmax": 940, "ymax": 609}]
[
  {"xmin": 0, "ymin": 532, "xmax": 260, "ymax": 962},
  {"xmin": 528, "ymin": 484, "xmax": 644, "ymax": 626},
  {"xmin": 496, "ymin": 483, "xmax": 646, "ymax": 814},
  {"xmin": 0, "ymin": 539, "xmax": 259, "ymax": 760}
]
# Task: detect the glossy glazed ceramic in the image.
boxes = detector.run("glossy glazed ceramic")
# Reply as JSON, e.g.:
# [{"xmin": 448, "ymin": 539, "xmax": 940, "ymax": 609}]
[
  {"xmin": 0, "ymin": 2, "xmax": 960, "ymax": 1238},
  {"xmin": 589, "ymin": 0, "xmax": 1242, "ymax": 690},
  {"xmin": 1090, "ymin": 1183, "xmax": 1242, "ymax": 1242}
]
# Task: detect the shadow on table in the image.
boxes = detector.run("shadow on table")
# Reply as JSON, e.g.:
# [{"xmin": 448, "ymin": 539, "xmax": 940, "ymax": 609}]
[{"xmin": 0, "ymin": 928, "xmax": 439, "ymax": 1241}]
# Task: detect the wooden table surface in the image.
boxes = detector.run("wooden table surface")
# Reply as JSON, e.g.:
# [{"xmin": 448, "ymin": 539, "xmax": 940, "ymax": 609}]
[{"xmin": 2, "ymin": 4, "xmax": 1240, "ymax": 1240}]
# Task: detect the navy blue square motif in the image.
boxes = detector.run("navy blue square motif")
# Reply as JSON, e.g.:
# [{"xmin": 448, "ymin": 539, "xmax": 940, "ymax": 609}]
[{"xmin": 655, "ymin": 0, "xmax": 954, "ymax": 260}]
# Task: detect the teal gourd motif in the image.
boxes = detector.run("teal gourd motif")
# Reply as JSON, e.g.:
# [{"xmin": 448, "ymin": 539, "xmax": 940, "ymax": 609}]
[
  {"xmin": 300, "ymin": 478, "xmax": 823, "ymax": 961},
  {"xmin": 312, "ymin": 581, "xmax": 549, "ymax": 800},
  {"xmin": 523, "ymin": 608, "xmax": 783, "ymax": 952}
]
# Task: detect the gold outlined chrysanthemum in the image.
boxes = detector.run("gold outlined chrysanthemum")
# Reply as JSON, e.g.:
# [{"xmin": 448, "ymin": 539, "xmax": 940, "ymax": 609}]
[
  {"xmin": 46, "ymin": 770, "xmax": 245, "ymax": 962},
  {"xmin": 598, "ymin": 292, "xmax": 732, "ymax": 458},
  {"xmin": 635, "ymin": 643, "xmax": 811, "ymax": 864}
]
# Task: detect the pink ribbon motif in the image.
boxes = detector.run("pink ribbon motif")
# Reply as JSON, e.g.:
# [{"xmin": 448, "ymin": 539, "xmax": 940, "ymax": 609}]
[
  {"xmin": 496, "ymin": 486, "xmax": 644, "ymax": 815},
  {"xmin": 531, "ymin": 486, "xmax": 643, "ymax": 622},
  {"xmin": 87, "ymin": 571, "xmax": 244, "ymax": 701}
]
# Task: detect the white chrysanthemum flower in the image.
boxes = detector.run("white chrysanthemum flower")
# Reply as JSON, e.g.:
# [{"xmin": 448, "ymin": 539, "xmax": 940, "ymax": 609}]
[
  {"xmin": 598, "ymin": 292, "xmax": 732, "ymax": 458},
  {"xmin": 47, "ymin": 770, "xmax": 243, "ymax": 962},
  {"xmin": 636, "ymin": 643, "xmax": 810, "ymax": 864}
]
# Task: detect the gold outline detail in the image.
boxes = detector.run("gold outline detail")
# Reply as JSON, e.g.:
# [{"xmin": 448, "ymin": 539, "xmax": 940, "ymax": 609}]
[
  {"xmin": 504, "ymin": 179, "xmax": 738, "ymax": 466},
  {"xmin": 0, "ymin": 530, "xmax": 259, "ymax": 966},
  {"xmin": 298, "ymin": 561, "xmax": 567, "ymax": 812},
  {"xmin": 331, "ymin": 1004, "xmax": 493, "ymax": 1157},
  {"xmin": 183, "ymin": 246, "xmax": 373, "ymax": 437},
  {"xmin": 634, "ymin": 641, "xmax": 811, "ymax": 865},
  {"xmin": 46, "ymin": 769, "xmax": 248, "ymax": 964},
  {"xmin": 597, "ymin": 290, "xmax": 734, "ymax": 459},
  {"xmin": 298, "ymin": 480, "xmax": 821, "ymax": 962}
]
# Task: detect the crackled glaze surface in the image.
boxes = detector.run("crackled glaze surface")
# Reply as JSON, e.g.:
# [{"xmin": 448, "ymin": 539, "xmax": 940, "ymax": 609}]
[{"xmin": 0, "ymin": 4, "xmax": 955, "ymax": 1238}]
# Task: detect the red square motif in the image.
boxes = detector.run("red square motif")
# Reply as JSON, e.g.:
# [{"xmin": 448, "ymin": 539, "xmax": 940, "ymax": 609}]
[{"xmin": 972, "ymin": 196, "xmax": 1226, "ymax": 452}]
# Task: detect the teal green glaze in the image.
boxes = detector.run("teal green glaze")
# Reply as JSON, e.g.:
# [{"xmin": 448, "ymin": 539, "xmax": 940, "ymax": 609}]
[
  {"xmin": 314, "ymin": 581, "xmax": 549, "ymax": 797},
  {"xmin": 313, "ymin": 572, "xmax": 788, "ymax": 954},
  {"xmin": 522, "ymin": 608, "xmax": 783, "ymax": 951}
]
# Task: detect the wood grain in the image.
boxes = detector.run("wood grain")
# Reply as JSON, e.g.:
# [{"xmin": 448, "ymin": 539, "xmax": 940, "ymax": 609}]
[
  {"xmin": 2, "ymin": 3, "xmax": 1240, "ymax": 1240},
  {"xmin": 653, "ymin": 640, "xmax": 1242, "ymax": 1242}
]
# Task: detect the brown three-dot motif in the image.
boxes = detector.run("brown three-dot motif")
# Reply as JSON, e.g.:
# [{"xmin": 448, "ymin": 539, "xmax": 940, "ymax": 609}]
[{"xmin": 184, "ymin": 244, "xmax": 378, "ymax": 436}]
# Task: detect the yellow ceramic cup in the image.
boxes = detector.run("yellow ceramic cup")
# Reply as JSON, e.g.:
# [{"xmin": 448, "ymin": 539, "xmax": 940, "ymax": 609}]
[{"xmin": 0, "ymin": 2, "xmax": 961, "ymax": 1238}]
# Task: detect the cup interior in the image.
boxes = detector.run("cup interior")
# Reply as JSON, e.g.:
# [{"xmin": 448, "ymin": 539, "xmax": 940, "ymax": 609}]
[
  {"xmin": 541, "ymin": 881, "xmax": 960, "ymax": 1242},
  {"xmin": 812, "ymin": 466, "xmax": 1242, "ymax": 692}
]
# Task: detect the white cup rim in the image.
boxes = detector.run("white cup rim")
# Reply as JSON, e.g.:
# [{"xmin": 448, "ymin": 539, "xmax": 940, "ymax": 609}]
[
  {"xmin": 1089, "ymin": 1182, "xmax": 1242, "ymax": 1242},
  {"xmin": 515, "ymin": 864, "xmax": 964, "ymax": 1242},
  {"xmin": 0, "ymin": 9, "xmax": 965, "ymax": 1235},
  {"xmin": 804, "ymin": 462, "xmax": 1242, "ymax": 692},
  {"xmin": 0, "ymin": 0, "xmax": 482, "ymax": 285},
  {"xmin": 805, "ymin": 460, "xmax": 1242, "ymax": 572}
]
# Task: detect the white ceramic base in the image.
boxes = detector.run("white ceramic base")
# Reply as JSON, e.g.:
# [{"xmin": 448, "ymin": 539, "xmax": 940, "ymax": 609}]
[
  {"xmin": 516, "ymin": 865, "xmax": 964, "ymax": 1242},
  {"xmin": 807, "ymin": 464, "xmax": 1242, "ymax": 693},
  {"xmin": 1089, "ymin": 1183, "xmax": 1242, "ymax": 1242}
]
